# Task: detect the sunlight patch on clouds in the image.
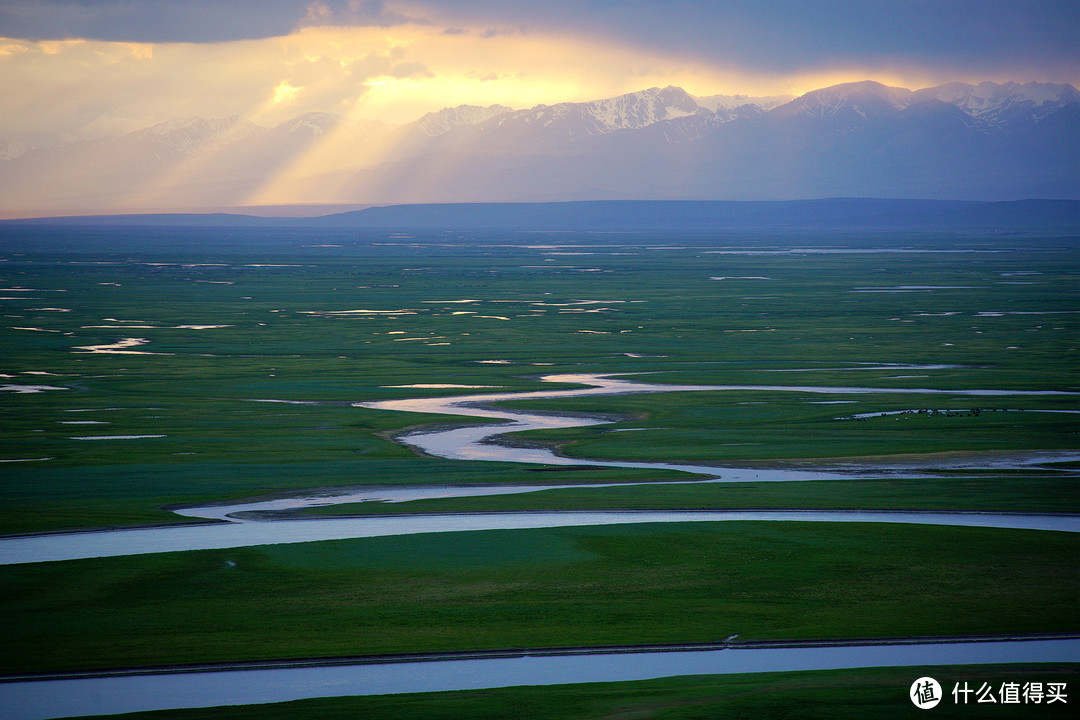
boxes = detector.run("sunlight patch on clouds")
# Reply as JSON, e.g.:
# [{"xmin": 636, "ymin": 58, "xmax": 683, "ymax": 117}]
[
  {"xmin": 0, "ymin": 42, "xmax": 32, "ymax": 57},
  {"xmin": 335, "ymin": 24, "xmax": 745, "ymax": 123},
  {"xmin": 118, "ymin": 42, "xmax": 154, "ymax": 61},
  {"xmin": 272, "ymin": 81, "xmax": 302, "ymax": 105}
]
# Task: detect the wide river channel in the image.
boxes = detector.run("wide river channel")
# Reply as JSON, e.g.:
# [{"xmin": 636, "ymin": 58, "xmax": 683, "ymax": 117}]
[{"xmin": 2, "ymin": 372, "xmax": 1078, "ymax": 718}]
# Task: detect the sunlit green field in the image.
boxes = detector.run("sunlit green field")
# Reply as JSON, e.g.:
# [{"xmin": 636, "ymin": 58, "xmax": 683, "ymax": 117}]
[{"xmin": 1, "ymin": 224, "xmax": 1077, "ymax": 715}]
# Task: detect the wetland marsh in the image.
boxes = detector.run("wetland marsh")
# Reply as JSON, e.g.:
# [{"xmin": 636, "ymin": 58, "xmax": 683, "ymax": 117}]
[{"xmin": 0, "ymin": 223, "xmax": 1077, "ymax": 716}]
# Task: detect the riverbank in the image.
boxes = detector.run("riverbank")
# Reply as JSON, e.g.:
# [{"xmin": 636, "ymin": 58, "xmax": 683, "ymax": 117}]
[
  {"xmin": 8, "ymin": 633, "xmax": 1078, "ymax": 682},
  {"xmin": 3, "ymin": 638, "xmax": 1078, "ymax": 720}
]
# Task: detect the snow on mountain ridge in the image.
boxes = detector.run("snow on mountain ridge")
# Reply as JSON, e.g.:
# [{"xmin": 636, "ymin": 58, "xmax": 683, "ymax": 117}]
[
  {"xmin": 135, "ymin": 116, "xmax": 260, "ymax": 138},
  {"xmin": 128, "ymin": 116, "xmax": 265, "ymax": 157},
  {"xmin": 415, "ymin": 105, "xmax": 515, "ymax": 136},
  {"xmin": 921, "ymin": 81, "xmax": 1078, "ymax": 109},
  {"xmin": 777, "ymin": 81, "xmax": 913, "ymax": 121},
  {"xmin": 580, "ymin": 86, "xmax": 705, "ymax": 131},
  {"xmin": 467, "ymin": 86, "xmax": 714, "ymax": 146},
  {"xmin": 765, "ymin": 79, "xmax": 1079, "ymax": 130},
  {"xmin": 272, "ymin": 112, "xmax": 342, "ymax": 136},
  {"xmin": 694, "ymin": 93, "xmax": 793, "ymax": 112},
  {"xmin": 913, "ymin": 81, "xmax": 1080, "ymax": 125}
]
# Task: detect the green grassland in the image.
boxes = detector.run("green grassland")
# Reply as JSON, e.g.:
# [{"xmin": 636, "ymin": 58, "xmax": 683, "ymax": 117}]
[
  {"xmin": 1, "ymin": 226, "xmax": 1077, "ymax": 706},
  {"xmin": 75, "ymin": 665, "xmax": 1080, "ymax": 720},
  {"xmin": 499, "ymin": 388, "xmax": 1080, "ymax": 464},
  {"xmin": 2, "ymin": 522, "xmax": 1078, "ymax": 674},
  {"xmin": 1, "ymin": 227, "xmax": 1077, "ymax": 533}
]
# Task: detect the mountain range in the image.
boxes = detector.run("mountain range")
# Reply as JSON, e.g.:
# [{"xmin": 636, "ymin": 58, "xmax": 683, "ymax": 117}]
[{"xmin": 2, "ymin": 80, "xmax": 1078, "ymax": 217}]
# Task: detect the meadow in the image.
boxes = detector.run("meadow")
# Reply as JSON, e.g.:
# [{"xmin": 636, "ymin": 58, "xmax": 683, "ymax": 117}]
[
  {"xmin": 0, "ymin": 223, "xmax": 1077, "ymax": 712},
  {"xmin": 2, "ymin": 226, "xmax": 1077, "ymax": 531},
  {"xmin": 3, "ymin": 522, "xmax": 1078, "ymax": 674}
]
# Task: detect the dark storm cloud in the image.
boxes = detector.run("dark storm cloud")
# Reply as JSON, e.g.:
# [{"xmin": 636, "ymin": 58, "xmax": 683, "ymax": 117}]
[
  {"xmin": 2, "ymin": 0, "xmax": 1077, "ymax": 80},
  {"xmin": 429, "ymin": 0, "xmax": 1080, "ymax": 78},
  {"xmin": 0, "ymin": 1, "xmax": 411, "ymax": 43}
]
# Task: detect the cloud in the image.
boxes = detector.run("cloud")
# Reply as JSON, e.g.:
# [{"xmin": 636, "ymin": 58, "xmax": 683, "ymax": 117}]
[
  {"xmin": 480, "ymin": 28, "xmax": 519, "ymax": 39},
  {"xmin": 414, "ymin": 0, "xmax": 1080, "ymax": 81},
  {"xmin": 390, "ymin": 62, "xmax": 434, "ymax": 79},
  {"xmin": 2, "ymin": 1, "xmax": 1076, "ymax": 88},
  {"xmin": 0, "ymin": 1, "xmax": 422, "ymax": 43},
  {"xmin": 1, "ymin": 1, "xmax": 1077, "ymax": 151},
  {"xmin": 337, "ymin": 0, "xmax": 418, "ymax": 27},
  {"xmin": 0, "ymin": 1, "xmax": 299, "ymax": 42},
  {"xmin": 0, "ymin": 28, "xmax": 416, "ymax": 145}
]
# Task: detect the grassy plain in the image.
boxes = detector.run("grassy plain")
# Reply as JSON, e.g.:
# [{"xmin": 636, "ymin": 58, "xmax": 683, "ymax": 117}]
[
  {"xmin": 502, "ymin": 388, "xmax": 1080, "ymax": 463},
  {"xmin": 2, "ymin": 522, "xmax": 1078, "ymax": 674},
  {"xmin": 0, "ymin": 225, "xmax": 1077, "ymax": 711},
  {"xmin": 1, "ymin": 226, "xmax": 1077, "ymax": 532}
]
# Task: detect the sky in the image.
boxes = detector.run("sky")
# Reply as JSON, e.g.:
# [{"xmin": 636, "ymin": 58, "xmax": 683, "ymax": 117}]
[{"xmin": 2, "ymin": 0, "xmax": 1078, "ymax": 148}]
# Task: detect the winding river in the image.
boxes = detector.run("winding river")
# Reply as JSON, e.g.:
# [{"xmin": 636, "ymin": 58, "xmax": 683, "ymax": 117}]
[
  {"xmin": 4, "ymin": 638, "xmax": 1079, "ymax": 720},
  {"xmin": 2, "ymin": 372, "xmax": 1078, "ymax": 718},
  {"xmin": 359, "ymin": 372, "xmax": 1080, "ymax": 476},
  {"xmin": 4, "ymin": 372, "xmax": 1079, "ymax": 566}
]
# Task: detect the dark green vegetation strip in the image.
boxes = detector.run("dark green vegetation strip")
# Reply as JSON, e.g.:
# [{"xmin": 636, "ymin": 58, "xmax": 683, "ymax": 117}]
[
  {"xmin": 1, "ymin": 227, "xmax": 1077, "ymax": 533},
  {"xmin": 3, "ymin": 522, "xmax": 1077, "ymax": 675},
  {"xmin": 54, "ymin": 665, "xmax": 1080, "ymax": 720}
]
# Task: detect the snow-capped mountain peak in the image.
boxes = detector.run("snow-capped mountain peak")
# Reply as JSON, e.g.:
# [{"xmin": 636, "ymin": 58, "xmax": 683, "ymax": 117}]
[
  {"xmin": 410, "ymin": 87, "xmax": 715, "ymax": 149},
  {"xmin": 773, "ymin": 81, "xmax": 913, "ymax": 122},
  {"xmin": 136, "ymin": 116, "xmax": 259, "ymax": 138},
  {"xmin": 128, "ymin": 116, "xmax": 264, "ymax": 155},
  {"xmin": 694, "ymin": 92, "xmax": 793, "ymax": 113},
  {"xmin": 415, "ymin": 105, "xmax": 515, "ymax": 136},
  {"xmin": 914, "ymin": 81, "xmax": 1080, "ymax": 125},
  {"xmin": 271, "ymin": 112, "xmax": 343, "ymax": 137},
  {"xmin": 578, "ymin": 86, "xmax": 705, "ymax": 131},
  {"xmin": 471, "ymin": 86, "xmax": 712, "ymax": 145}
]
